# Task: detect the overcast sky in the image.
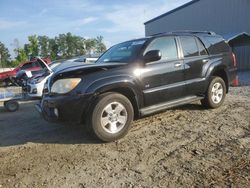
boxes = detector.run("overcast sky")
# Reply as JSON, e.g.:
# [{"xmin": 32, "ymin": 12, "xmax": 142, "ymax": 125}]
[{"xmin": 0, "ymin": 0, "xmax": 190, "ymax": 56}]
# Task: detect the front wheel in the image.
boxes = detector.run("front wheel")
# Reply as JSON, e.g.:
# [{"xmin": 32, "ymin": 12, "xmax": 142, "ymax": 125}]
[
  {"xmin": 89, "ymin": 92, "xmax": 134, "ymax": 142},
  {"xmin": 201, "ymin": 76, "xmax": 226, "ymax": 109}
]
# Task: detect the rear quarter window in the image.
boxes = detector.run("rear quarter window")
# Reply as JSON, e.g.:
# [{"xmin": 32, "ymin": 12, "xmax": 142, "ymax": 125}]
[{"xmin": 200, "ymin": 36, "xmax": 231, "ymax": 54}]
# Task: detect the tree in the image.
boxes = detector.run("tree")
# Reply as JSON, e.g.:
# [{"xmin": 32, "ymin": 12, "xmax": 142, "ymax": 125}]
[
  {"xmin": 11, "ymin": 38, "xmax": 20, "ymax": 57},
  {"xmin": 0, "ymin": 42, "xmax": 11, "ymax": 67},
  {"xmin": 38, "ymin": 36, "xmax": 49, "ymax": 57},
  {"xmin": 57, "ymin": 34, "xmax": 67, "ymax": 58},
  {"xmin": 85, "ymin": 38, "xmax": 97, "ymax": 54},
  {"xmin": 48, "ymin": 38, "xmax": 59, "ymax": 60},
  {"xmin": 15, "ymin": 48, "xmax": 27, "ymax": 64},
  {"xmin": 95, "ymin": 36, "xmax": 106, "ymax": 53},
  {"xmin": 8, "ymin": 33, "xmax": 107, "ymax": 63},
  {"xmin": 27, "ymin": 35, "xmax": 39, "ymax": 58}
]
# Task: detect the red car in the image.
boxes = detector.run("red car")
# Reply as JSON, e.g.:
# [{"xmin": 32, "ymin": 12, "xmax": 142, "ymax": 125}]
[{"xmin": 0, "ymin": 58, "xmax": 51, "ymax": 86}]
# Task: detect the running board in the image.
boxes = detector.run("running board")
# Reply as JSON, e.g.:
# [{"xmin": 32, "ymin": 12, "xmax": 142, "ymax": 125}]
[{"xmin": 140, "ymin": 96, "xmax": 204, "ymax": 116}]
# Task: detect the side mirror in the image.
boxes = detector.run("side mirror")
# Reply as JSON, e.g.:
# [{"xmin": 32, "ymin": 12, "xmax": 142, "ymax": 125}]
[{"xmin": 143, "ymin": 50, "xmax": 161, "ymax": 63}]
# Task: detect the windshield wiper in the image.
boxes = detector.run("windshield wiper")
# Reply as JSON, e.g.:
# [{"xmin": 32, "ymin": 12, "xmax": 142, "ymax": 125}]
[{"xmin": 102, "ymin": 60, "xmax": 122, "ymax": 63}]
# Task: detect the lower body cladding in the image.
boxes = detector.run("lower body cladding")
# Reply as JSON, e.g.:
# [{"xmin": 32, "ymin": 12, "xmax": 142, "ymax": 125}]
[{"xmin": 36, "ymin": 94, "xmax": 93, "ymax": 123}]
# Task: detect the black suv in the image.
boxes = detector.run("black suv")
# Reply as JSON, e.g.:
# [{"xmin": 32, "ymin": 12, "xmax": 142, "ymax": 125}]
[{"xmin": 37, "ymin": 31, "xmax": 237, "ymax": 142}]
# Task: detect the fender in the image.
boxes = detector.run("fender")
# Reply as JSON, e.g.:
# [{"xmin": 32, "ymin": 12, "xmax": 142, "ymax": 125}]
[
  {"xmin": 203, "ymin": 57, "xmax": 229, "ymax": 91},
  {"xmin": 85, "ymin": 74, "xmax": 144, "ymax": 110}
]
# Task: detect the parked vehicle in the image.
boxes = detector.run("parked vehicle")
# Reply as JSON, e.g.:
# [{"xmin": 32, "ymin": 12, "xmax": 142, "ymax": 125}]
[
  {"xmin": 36, "ymin": 31, "xmax": 237, "ymax": 142},
  {"xmin": 27, "ymin": 59, "xmax": 87, "ymax": 97},
  {"xmin": 0, "ymin": 58, "xmax": 51, "ymax": 87},
  {"xmin": 26, "ymin": 59, "xmax": 61, "ymax": 97}
]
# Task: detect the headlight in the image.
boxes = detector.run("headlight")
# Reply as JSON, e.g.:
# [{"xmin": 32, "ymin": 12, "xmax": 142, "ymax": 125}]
[{"xmin": 51, "ymin": 78, "xmax": 81, "ymax": 94}]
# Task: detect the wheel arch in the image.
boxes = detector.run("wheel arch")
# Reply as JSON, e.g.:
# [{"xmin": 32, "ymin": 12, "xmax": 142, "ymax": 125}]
[
  {"xmin": 205, "ymin": 61, "xmax": 229, "ymax": 93},
  {"xmin": 97, "ymin": 86, "xmax": 141, "ymax": 119},
  {"xmin": 81, "ymin": 82, "xmax": 142, "ymax": 124},
  {"xmin": 210, "ymin": 68, "xmax": 229, "ymax": 93}
]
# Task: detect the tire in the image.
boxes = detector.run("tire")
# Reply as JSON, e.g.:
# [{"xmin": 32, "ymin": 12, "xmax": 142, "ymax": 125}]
[
  {"xmin": 89, "ymin": 92, "xmax": 134, "ymax": 142},
  {"xmin": 4, "ymin": 100, "xmax": 19, "ymax": 112},
  {"xmin": 201, "ymin": 76, "xmax": 226, "ymax": 109}
]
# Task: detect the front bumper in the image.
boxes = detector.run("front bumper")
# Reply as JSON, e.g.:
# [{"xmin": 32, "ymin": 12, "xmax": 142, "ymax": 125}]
[
  {"xmin": 27, "ymin": 83, "xmax": 43, "ymax": 97},
  {"xmin": 36, "ymin": 93, "xmax": 93, "ymax": 123}
]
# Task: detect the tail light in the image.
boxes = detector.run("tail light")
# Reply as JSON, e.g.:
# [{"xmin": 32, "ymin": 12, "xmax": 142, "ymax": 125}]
[{"xmin": 232, "ymin": 53, "xmax": 237, "ymax": 67}]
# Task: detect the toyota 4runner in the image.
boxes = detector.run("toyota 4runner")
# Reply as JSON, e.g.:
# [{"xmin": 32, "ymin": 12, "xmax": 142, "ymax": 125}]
[{"xmin": 36, "ymin": 31, "xmax": 237, "ymax": 142}]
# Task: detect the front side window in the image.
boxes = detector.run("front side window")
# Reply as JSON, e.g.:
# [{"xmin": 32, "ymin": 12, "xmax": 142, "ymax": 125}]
[
  {"xmin": 180, "ymin": 36, "xmax": 199, "ymax": 58},
  {"xmin": 144, "ymin": 37, "xmax": 178, "ymax": 62}
]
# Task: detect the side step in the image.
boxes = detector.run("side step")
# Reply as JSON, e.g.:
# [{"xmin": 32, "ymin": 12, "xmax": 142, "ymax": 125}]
[{"xmin": 140, "ymin": 96, "xmax": 204, "ymax": 116}]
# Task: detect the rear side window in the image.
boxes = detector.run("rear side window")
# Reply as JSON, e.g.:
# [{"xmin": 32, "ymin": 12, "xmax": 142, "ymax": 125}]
[
  {"xmin": 144, "ymin": 36, "xmax": 178, "ymax": 61},
  {"xmin": 180, "ymin": 36, "xmax": 199, "ymax": 58},
  {"xmin": 196, "ymin": 39, "xmax": 208, "ymax": 56}
]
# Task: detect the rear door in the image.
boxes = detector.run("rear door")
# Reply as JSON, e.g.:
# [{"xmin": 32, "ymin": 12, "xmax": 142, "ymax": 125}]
[
  {"xmin": 141, "ymin": 36, "xmax": 185, "ymax": 106},
  {"xmin": 179, "ymin": 36, "xmax": 209, "ymax": 96}
]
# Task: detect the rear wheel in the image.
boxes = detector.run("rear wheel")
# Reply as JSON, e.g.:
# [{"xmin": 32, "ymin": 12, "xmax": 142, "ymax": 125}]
[
  {"xmin": 4, "ymin": 100, "xmax": 19, "ymax": 112},
  {"xmin": 201, "ymin": 76, "xmax": 226, "ymax": 108},
  {"xmin": 89, "ymin": 92, "xmax": 134, "ymax": 142}
]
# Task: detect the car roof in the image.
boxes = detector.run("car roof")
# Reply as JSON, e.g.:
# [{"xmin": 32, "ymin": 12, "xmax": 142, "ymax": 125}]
[{"xmin": 120, "ymin": 32, "xmax": 216, "ymax": 45}]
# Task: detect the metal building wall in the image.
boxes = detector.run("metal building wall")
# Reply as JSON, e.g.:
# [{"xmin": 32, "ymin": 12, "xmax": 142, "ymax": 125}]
[
  {"xmin": 232, "ymin": 45, "xmax": 250, "ymax": 71},
  {"xmin": 145, "ymin": 0, "xmax": 250, "ymax": 36}
]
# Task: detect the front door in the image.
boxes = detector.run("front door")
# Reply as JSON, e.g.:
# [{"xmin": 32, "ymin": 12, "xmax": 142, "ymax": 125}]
[{"xmin": 139, "ymin": 36, "xmax": 185, "ymax": 107}]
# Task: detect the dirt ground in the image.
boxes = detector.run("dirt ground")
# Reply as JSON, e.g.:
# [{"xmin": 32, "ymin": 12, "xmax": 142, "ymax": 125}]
[{"xmin": 0, "ymin": 86, "xmax": 250, "ymax": 188}]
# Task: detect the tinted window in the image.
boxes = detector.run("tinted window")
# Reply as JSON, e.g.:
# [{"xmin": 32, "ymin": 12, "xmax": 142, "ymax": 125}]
[
  {"xmin": 180, "ymin": 36, "xmax": 199, "ymax": 57},
  {"xmin": 144, "ymin": 37, "xmax": 178, "ymax": 61},
  {"xmin": 21, "ymin": 63, "xmax": 33, "ymax": 70},
  {"xmin": 196, "ymin": 39, "xmax": 208, "ymax": 56},
  {"xmin": 96, "ymin": 40, "xmax": 146, "ymax": 64},
  {"xmin": 200, "ymin": 36, "xmax": 230, "ymax": 54}
]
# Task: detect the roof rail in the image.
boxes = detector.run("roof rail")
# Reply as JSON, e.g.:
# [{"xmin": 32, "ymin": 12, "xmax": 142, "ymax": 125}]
[
  {"xmin": 168, "ymin": 30, "xmax": 216, "ymax": 35},
  {"xmin": 149, "ymin": 30, "xmax": 216, "ymax": 37}
]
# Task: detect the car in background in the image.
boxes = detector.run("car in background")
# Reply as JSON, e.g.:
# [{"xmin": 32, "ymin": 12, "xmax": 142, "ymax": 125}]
[
  {"xmin": 0, "ymin": 57, "xmax": 51, "ymax": 87},
  {"xmin": 27, "ymin": 59, "xmax": 85, "ymax": 97}
]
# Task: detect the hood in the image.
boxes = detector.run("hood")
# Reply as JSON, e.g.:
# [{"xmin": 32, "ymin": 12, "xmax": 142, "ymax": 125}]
[{"xmin": 56, "ymin": 62, "xmax": 126, "ymax": 75}]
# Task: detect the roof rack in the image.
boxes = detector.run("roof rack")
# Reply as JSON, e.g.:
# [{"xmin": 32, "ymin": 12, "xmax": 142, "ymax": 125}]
[
  {"xmin": 168, "ymin": 30, "xmax": 216, "ymax": 35},
  {"xmin": 149, "ymin": 30, "xmax": 216, "ymax": 37}
]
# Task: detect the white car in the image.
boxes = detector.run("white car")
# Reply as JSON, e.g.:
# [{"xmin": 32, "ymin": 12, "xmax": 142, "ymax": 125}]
[
  {"xmin": 27, "ymin": 59, "xmax": 61, "ymax": 97},
  {"xmin": 27, "ymin": 58, "xmax": 88, "ymax": 97}
]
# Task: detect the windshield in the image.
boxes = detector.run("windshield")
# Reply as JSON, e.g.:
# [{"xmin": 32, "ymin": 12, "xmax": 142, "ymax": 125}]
[{"xmin": 96, "ymin": 40, "xmax": 146, "ymax": 64}]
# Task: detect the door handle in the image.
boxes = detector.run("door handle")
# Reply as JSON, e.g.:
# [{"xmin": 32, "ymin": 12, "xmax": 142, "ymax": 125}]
[{"xmin": 174, "ymin": 62, "xmax": 182, "ymax": 68}]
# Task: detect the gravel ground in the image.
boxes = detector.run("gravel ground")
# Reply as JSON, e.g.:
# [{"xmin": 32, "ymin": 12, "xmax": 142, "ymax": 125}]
[{"xmin": 0, "ymin": 85, "xmax": 250, "ymax": 187}]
